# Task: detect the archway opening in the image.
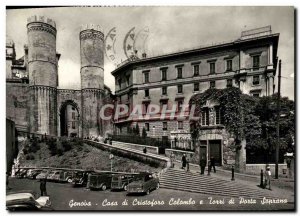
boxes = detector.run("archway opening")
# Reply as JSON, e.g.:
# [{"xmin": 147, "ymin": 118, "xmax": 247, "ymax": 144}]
[{"xmin": 60, "ymin": 100, "xmax": 80, "ymax": 137}]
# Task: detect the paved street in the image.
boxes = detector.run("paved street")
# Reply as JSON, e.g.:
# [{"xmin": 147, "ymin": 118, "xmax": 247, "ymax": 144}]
[{"xmin": 7, "ymin": 178, "xmax": 294, "ymax": 211}]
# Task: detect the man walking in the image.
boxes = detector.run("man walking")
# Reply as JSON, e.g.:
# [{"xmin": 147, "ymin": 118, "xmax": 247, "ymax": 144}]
[
  {"xmin": 40, "ymin": 178, "xmax": 47, "ymax": 196},
  {"xmin": 170, "ymin": 152, "xmax": 175, "ymax": 168},
  {"xmin": 181, "ymin": 154, "xmax": 187, "ymax": 170},
  {"xmin": 200, "ymin": 156, "xmax": 206, "ymax": 175},
  {"xmin": 210, "ymin": 156, "xmax": 216, "ymax": 173},
  {"xmin": 264, "ymin": 166, "xmax": 272, "ymax": 190}
]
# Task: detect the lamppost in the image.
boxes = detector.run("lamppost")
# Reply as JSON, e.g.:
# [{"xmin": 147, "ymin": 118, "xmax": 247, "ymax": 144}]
[{"xmin": 109, "ymin": 154, "xmax": 114, "ymax": 172}]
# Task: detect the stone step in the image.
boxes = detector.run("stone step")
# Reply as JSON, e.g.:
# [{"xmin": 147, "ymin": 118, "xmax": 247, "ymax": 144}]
[
  {"xmin": 159, "ymin": 179, "xmax": 269, "ymax": 197},
  {"xmin": 159, "ymin": 169, "xmax": 277, "ymax": 199},
  {"xmin": 160, "ymin": 185, "xmax": 272, "ymax": 199}
]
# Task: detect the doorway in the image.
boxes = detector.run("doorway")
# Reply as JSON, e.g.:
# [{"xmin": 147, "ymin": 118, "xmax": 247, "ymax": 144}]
[{"xmin": 209, "ymin": 140, "xmax": 222, "ymax": 165}]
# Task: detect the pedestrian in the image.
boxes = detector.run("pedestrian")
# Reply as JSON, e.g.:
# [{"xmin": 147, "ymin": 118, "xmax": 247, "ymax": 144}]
[
  {"xmin": 186, "ymin": 157, "xmax": 190, "ymax": 172},
  {"xmin": 264, "ymin": 165, "xmax": 272, "ymax": 190},
  {"xmin": 182, "ymin": 154, "xmax": 187, "ymax": 170},
  {"xmin": 200, "ymin": 156, "xmax": 206, "ymax": 175},
  {"xmin": 143, "ymin": 147, "xmax": 147, "ymax": 154},
  {"xmin": 40, "ymin": 178, "xmax": 47, "ymax": 196},
  {"xmin": 210, "ymin": 156, "xmax": 216, "ymax": 173},
  {"xmin": 170, "ymin": 152, "xmax": 175, "ymax": 168}
]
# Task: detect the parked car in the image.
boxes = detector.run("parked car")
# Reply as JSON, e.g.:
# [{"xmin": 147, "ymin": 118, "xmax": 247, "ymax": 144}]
[
  {"xmin": 27, "ymin": 169, "xmax": 43, "ymax": 179},
  {"xmin": 127, "ymin": 172, "xmax": 159, "ymax": 195},
  {"xmin": 15, "ymin": 169, "xmax": 29, "ymax": 179},
  {"xmin": 71, "ymin": 171, "xmax": 91, "ymax": 187},
  {"xmin": 111, "ymin": 174, "xmax": 134, "ymax": 191},
  {"xmin": 36, "ymin": 170, "xmax": 50, "ymax": 180},
  {"xmin": 47, "ymin": 170, "xmax": 62, "ymax": 182},
  {"xmin": 88, "ymin": 173, "xmax": 112, "ymax": 191},
  {"xmin": 6, "ymin": 191, "xmax": 52, "ymax": 211}
]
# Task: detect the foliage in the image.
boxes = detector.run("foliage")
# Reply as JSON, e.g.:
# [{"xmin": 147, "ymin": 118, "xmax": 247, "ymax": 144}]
[
  {"xmin": 142, "ymin": 127, "xmax": 147, "ymax": 139},
  {"xmin": 190, "ymin": 88, "xmax": 295, "ymax": 156},
  {"xmin": 135, "ymin": 123, "xmax": 140, "ymax": 136}
]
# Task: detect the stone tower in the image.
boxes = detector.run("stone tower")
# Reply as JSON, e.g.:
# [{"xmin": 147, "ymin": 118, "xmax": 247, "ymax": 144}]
[
  {"xmin": 80, "ymin": 25, "xmax": 104, "ymax": 138},
  {"xmin": 27, "ymin": 16, "xmax": 58, "ymax": 135}
]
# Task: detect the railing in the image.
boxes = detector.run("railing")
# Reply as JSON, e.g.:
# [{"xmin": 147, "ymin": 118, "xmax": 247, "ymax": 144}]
[{"xmin": 112, "ymin": 134, "xmax": 171, "ymax": 149}]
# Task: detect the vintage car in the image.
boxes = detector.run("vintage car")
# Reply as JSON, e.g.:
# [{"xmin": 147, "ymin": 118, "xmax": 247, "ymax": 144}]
[
  {"xmin": 36, "ymin": 170, "xmax": 50, "ymax": 180},
  {"xmin": 72, "ymin": 171, "xmax": 92, "ymax": 187},
  {"xmin": 88, "ymin": 173, "xmax": 112, "ymax": 191},
  {"xmin": 27, "ymin": 169, "xmax": 43, "ymax": 179},
  {"xmin": 111, "ymin": 174, "xmax": 134, "ymax": 191},
  {"xmin": 6, "ymin": 191, "xmax": 52, "ymax": 211},
  {"xmin": 127, "ymin": 172, "xmax": 160, "ymax": 195},
  {"xmin": 15, "ymin": 169, "xmax": 28, "ymax": 178},
  {"xmin": 47, "ymin": 170, "xmax": 61, "ymax": 181}
]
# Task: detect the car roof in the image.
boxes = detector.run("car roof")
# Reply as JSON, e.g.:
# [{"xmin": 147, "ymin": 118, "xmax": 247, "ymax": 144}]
[{"xmin": 6, "ymin": 193, "xmax": 35, "ymax": 202}]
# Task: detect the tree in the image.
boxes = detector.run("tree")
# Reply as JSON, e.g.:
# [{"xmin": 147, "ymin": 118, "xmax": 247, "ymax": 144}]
[
  {"xmin": 190, "ymin": 87, "xmax": 261, "ymax": 171},
  {"xmin": 135, "ymin": 123, "xmax": 140, "ymax": 136},
  {"xmin": 142, "ymin": 127, "xmax": 147, "ymax": 139}
]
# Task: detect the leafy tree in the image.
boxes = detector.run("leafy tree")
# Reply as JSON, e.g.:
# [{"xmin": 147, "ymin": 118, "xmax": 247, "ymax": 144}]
[
  {"xmin": 142, "ymin": 127, "xmax": 147, "ymax": 139},
  {"xmin": 135, "ymin": 123, "xmax": 140, "ymax": 136}
]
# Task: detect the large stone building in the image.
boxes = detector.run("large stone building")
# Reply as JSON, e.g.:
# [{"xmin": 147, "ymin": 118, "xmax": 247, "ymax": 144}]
[
  {"xmin": 6, "ymin": 16, "xmax": 113, "ymax": 138},
  {"xmin": 111, "ymin": 26, "xmax": 279, "ymax": 167}
]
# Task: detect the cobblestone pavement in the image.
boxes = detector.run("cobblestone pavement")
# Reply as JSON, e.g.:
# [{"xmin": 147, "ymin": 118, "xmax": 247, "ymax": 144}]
[{"xmin": 6, "ymin": 178, "xmax": 294, "ymax": 211}]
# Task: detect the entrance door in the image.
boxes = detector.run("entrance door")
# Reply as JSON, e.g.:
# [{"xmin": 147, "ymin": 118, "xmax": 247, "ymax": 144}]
[{"xmin": 209, "ymin": 140, "xmax": 221, "ymax": 165}]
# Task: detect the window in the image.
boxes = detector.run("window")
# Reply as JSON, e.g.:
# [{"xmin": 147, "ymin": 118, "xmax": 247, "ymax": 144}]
[
  {"xmin": 177, "ymin": 100, "xmax": 183, "ymax": 112},
  {"xmin": 126, "ymin": 75, "xmax": 130, "ymax": 85},
  {"xmin": 194, "ymin": 83, "xmax": 199, "ymax": 91},
  {"xmin": 215, "ymin": 106, "xmax": 223, "ymax": 125},
  {"xmin": 144, "ymin": 103, "xmax": 149, "ymax": 114},
  {"xmin": 72, "ymin": 112, "xmax": 75, "ymax": 120},
  {"xmin": 72, "ymin": 107, "xmax": 75, "ymax": 111},
  {"xmin": 226, "ymin": 60, "xmax": 232, "ymax": 71},
  {"xmin": 194, "ymin": 65, "xmax": 199, "ymax": 76},
  {"xmin": 251, "ymin": 90, "xmax": 261, "ymax": 97},
  {"xmin": 178, "ymin": 121, "xmax": 183, "ymax": 129},
  {"xmin": 161, "ymin": 68, "xmax": 167, "ymax": 81},
  {"xmin": 210, "ymin": 81, "xmax": 215, "ymax": 88},
  {"xmin": 177, "ymin": 67, "xmax": 182, "ymax": 78},
  {"xmin": 253, "ymin": 55, "xmax": 260, "ymax": 70},
  {"xmin": 201, "ymin": 108, "xmax": 209, "ymax": 126},
  {"xmin": 253, "ymin": 75, "xmax": 260, "ymax": 85},
  {"xmin": 226, "ymin": 79, "xmax": 233, "ymax": 88},
  {"xmin": 145, "ymin": 123, "xmax": 149, "ymax": 131},
  {"xmin": 72, "ymin": 122, "xmax": 75, "ymax": 129},
  {"xmin": 162, "ymin": 86, "xmax": 167, "ymax": 95},
  {"xmin": 145, "ymin": 89, "xmax": 149, "ymax": 97},
  {"xmin": 161, "ymin": 100, "xmax": 168, "ymax": 109},
  {"xmin": 163, "ymin": 122, "xmax": 168, "ymax": 131},
  {"xmin": 144, "ymin": 72, "xmax": 149, "ymax": 83},
  {"xmin": 177, "ymin": 84, "xmax": 183, "ymax": 93},
  {"xmin": 210, "ymin": 62, "xmax": 215, "ymax": 74}
]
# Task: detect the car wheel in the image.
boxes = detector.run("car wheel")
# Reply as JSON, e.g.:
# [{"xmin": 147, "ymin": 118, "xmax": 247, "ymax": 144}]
[
  {"xmin": 102, "ymin": 184, "xmax": 107, "ymax": 191},
  {"xmin": 146, "ymin": 189, "xmax": 150, "ymax": 195},
  {"xmin": 124, "ymin": 185, "xmax": 128, "ymax": 191},
  {"xmin": 67, "ymin": 178, "xmax": 72, "ymax": 183},
  {"xmin": 156, "ymin": 183, "xmax": 160, "ymax": 190}
]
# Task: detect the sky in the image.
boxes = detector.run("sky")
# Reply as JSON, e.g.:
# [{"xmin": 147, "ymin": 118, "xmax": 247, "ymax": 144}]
[{"xmin": 6, "ymin": 6, "xmax": 295, "ymax": 99}]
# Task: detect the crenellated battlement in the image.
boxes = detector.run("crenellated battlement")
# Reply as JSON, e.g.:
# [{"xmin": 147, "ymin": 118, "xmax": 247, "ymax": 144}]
[
  {"xmin": 80, "ymin": 24, "xmax": 103, "ymax": 32},
  {"xmin": 27, "ymin": 15, "xmax": 56, "ymax": 28}
]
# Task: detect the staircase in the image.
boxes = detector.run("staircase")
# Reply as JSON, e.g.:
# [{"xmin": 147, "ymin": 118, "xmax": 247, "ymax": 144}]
[{"xmin": 160, "ymin": 168, "xmax": 278, "ymax": 199}]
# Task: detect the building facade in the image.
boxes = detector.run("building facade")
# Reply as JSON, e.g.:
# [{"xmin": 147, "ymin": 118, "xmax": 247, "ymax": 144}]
[
  {"xmin": 111, "ymin": 26, "xmax": 279, "ymax": 167},
  {"xmin": 6, "ymin": 16, "xmax": 113, "ymax": 138}
]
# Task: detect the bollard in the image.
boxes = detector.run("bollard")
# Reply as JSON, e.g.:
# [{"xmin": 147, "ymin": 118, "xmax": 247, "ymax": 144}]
[
  {"xmin": 260, "ymin": 169, "xmax": 264, "ymax": 188},
  {"xmin": 231, "ymin": 165, "xmax": 235, "ymax": 181}
]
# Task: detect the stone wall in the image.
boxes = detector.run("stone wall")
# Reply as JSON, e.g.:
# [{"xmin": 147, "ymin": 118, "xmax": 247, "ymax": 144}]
[
  {"xmin": 245, "ymin": 164, "xmax": 287, "ymax": 176},
  {"xmin": 113, "ymin": 141, "xmax": 159, "ymax": 154},
  {"xmin": 6, "ymin": 83, "xmax": 30, "ymax": 131}
]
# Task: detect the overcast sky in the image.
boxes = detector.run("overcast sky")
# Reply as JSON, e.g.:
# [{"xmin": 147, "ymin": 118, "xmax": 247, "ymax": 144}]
[{"xmin": 6, "ymin": 6, "xmax": 294, "ymax": 99}]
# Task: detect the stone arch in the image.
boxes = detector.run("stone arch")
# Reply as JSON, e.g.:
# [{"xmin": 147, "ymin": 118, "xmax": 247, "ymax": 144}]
[{"xmin": 58, "ymin": 99, "xmax": 81, "ymax": 137}]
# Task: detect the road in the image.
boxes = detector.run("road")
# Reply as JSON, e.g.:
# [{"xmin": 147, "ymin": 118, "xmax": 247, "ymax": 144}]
[{"xmin": 6, "ymin": 178, "xmax": 294, "ymax": 211}]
